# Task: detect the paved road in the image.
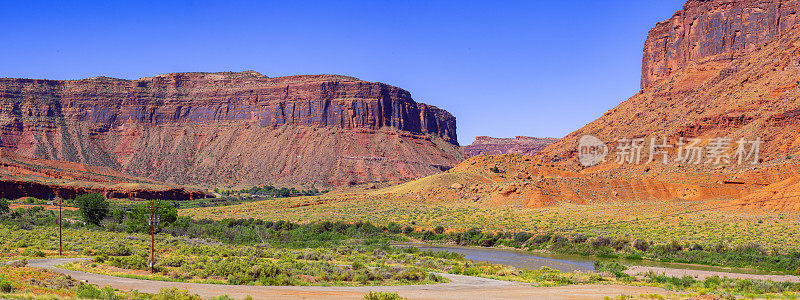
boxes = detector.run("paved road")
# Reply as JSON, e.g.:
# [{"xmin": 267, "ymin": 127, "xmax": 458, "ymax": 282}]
[{"xmin": 26, "ymin": 258, "xmax": 670, "ymax": 300}]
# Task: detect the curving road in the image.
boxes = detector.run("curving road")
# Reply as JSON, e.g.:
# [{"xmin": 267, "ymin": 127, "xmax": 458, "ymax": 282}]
[{"xmin": 26, "ymin": 258, "xmax": 669, "ymax": 300}]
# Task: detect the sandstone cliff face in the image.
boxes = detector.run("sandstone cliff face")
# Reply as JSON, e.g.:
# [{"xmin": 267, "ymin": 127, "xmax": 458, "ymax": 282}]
[
  {"xmin": 642, "ymin": 0, "xmax": 800, "ymax": 89},
  {"xmin": 542, "ymin": 0, "xmax": 800, "ymax": 172},
  {"xmin": 462, "ymin": 136, "xmax": 557, "ymax": 156},
  {"xmin": 0, "ymin": 72, "xmax": 464, "ymax": 188},
  {"xmin": 378, "ymin": 0, "xmax": 800, "ymax": 212}
]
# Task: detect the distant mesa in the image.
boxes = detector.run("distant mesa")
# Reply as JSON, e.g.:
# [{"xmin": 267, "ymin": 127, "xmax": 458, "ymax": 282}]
[
  {"xmin": 0, "ymin": 71, "xmax": 465, "ymax": 188},
  {"xmin": 463, "ymin": 136, "xmax": 557, "ymax": 156}
]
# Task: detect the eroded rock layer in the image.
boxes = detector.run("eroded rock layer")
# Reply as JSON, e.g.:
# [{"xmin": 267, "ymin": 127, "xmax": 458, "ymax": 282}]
[
  {"xmin": 0, "ymin": 149, "xmax": 209, "ymax": 200},
  {"xmin": 0, "ymin": 72, "xmax": 464, "ymax": 187},
  {"xmin": 535, "ymin": 0, "xmax": 800, "ymax": 210},
  {"xmin": 642, "ymin": 0, "xmax": 800, "ymax": 89},
  {"xmin": 462, "ymin": 136, "xmax": 557, "ymax": 156}
]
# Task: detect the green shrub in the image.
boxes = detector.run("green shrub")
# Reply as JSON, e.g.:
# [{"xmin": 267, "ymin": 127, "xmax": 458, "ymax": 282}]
[
  {"xmin": 154, "ymin": 288, "xmax": 202, "ymax": 300},
  {"xmin": 611, "ymin": 238, "xmax": 630, "ymax": 251},
  {"xmin": 594, "ymin": 261, "xmax": 628, "ymax": 278},
  {"xmin": 23, "ymin": 247, "xmax": 46, "ymax": 258},
  {"xmin": 633, "ymin": 239, "xmax": 650, "ymax": 251},
  {"xmin": 387, "ymin": 222, "xmax": 402, "ymax": 234},
  {"xmin": 0, "ymin": 278, "xmax": 13, "ymax": 293},
  {"xmin": 392, "ymin": 268, "xmax": 425, "ymax": 281},
  {"xmin": 76, "ymin": 283, "xmax": 103, "ymax": 298},
  {"xmin": 402, "ymin": 226, "xmax": 414, "ymax": 235},
  {"xmin": 0, "ymin": 198, "xmax": 9, "ymax": 215},
  {"xmin": 363, "ymin": 291, "xmax": 407, "ymax": 300}
]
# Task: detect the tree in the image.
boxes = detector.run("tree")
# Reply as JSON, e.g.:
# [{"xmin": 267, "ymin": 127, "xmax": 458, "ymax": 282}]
[
  {"xmin": 76, "ymin": 193, "xmax": 109, "ymax": 226},
  {"xmin": 434, "ymin": 225, "xmax": 445, "ymax": 235},
  {"xmin": 0, "ymin": 198, "xmax": 9, "ymax": 215}
]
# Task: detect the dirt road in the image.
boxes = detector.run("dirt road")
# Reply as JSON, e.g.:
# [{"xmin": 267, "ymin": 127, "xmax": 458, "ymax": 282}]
[{"xmin": 27, "ymin": 258, "xmax": 669, "ymax": 300}]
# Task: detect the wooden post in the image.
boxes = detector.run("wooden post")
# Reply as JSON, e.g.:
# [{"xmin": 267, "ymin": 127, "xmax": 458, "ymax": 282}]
[
  {"xmin": 58, "ymin": 196, "xmax": 62, "ymax": 256},
  {"xmin": 149, "ymin": 199, "xmax": 155, "ymax": 273}
]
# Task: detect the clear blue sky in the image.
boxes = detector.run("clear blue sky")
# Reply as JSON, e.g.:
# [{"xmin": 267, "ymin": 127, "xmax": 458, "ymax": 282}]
[{"xmin": 0, "ymin": 0, "xmax": 686, "ymax": 145}]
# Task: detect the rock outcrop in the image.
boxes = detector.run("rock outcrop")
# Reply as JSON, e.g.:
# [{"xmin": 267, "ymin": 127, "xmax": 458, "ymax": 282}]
[
  {"xmin": 0, "ymin": 72, "xmax": 465, "ymax": 188},
  {"xmin": 462, "ymin": 136, "xmax": 557, "ymax": 156},
  {"xmin": 541, "ymin": 0, "xmax": 800, "ymax": 170},
  {"xmin": 641, "ymin": 0, "xmax": 800, "ymax": 89},
  {"xmin": 0, "ymin": 149, "xmax": 209, "ymax": 200},
  {"xmin": 531, "ymin": 0, "xmax": 800, "ymax": 211}
]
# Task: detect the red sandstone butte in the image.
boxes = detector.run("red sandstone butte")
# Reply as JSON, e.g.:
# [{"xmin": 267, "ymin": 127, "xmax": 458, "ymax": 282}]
[
  {"xmin": 0, "ymin": 72, "xmax": 465, "ymax": 188},
  {"xmin": 641, "ymin": 0, "xmax": 800, "ymax": 89},
  {"xmin": 540, "ymin": 0, "xmax": 800, "ymax": 170}
]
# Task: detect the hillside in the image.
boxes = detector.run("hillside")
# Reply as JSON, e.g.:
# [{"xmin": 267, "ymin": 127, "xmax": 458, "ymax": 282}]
[
  {"xmin": 384, "ymin": 0, "xmax": 800, "ymax": 212},
  {"xmin": 540, "ymin": 0, "xmax": 800, "ymax": 169},
  {"xmin": 0, "ymin": 72, "xmax": 465, "ymax": 188}
]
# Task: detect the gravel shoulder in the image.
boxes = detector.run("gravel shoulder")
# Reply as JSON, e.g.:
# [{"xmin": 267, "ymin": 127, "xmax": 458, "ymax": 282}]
[{"xmin": 25, "ymin": 258, "xmax": 669, "ymax": 300}]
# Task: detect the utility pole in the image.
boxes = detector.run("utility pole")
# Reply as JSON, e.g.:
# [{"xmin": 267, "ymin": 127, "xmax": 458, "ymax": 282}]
[
  {"xmin": 147, "ymin": 199, "xmax": 160, "ymax": 273},
  {"xmin": 149, "ymin": 199, "xmax": 155, "ymax": 273},
  {"xmin": 58, "ymin": 196, "xmax": 62, "ymax": 256}
]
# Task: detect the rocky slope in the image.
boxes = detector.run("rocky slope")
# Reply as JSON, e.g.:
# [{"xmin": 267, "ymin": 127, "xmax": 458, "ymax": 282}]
[
  {"xmin": 462, "ymin": 136, "xmax": 557, "ymax": 156},
  {"xmin": 379, "ymin": 0, "xmax": 800, "ymax": 212},
  {"xmin": 541, "ymin": 0, "xmax": 800, "ymax": 168},
  {"xmin": 533, "ymin": 0, "xmax": 800, "ymax": 210},
  {"xmin": 0, "ymin": 72, "xmax": 465, "ymax": 188},
  {"xmin": 0, "ymin": 149, "xmax": 209, "ymax": 200}
]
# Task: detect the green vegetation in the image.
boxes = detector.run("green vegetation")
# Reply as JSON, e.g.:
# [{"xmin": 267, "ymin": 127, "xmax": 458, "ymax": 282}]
[
  {"xmin": 0, "ymin": 198, "xmax": 9, "ymax": 215},
  {"xmin": 217, "ymin": 185, "xmax": 326, "ymax": 198},
  {"xmin": 2, "ymin": 205, "xmax": 455, "ymax": 287},
  {"xmin": 186, "ymin": 195, "xmax": 800, "ymax": 273},
  {"xmin": 363, "ymin": 291, "xmax": 407, "ymax": 300},
  {"xmin": 6, "ymin": 193, "xmax": 800, "ymax": 298},
  {"xmin": 76, "ymin": 193, "xmax": 109, "ymax": 226},
  {"xmin": 400, "ymin": 226, "xmax": 800, "ymax": 273}
]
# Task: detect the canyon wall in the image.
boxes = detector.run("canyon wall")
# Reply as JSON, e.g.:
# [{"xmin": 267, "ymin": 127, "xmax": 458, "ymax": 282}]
[
  {"xmin": 641, "ymin": 0, "xmax": 800, "ymax": 89},
  {"xmin": 541, "ymin": 0, "xmax": 800, "ymax": 171},
  {"xmin": 0, "ymin": 72, "xmax": 465, "ymax": 188}
]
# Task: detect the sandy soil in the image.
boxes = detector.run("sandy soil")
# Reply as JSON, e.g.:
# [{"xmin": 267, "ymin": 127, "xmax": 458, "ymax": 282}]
[
  {"xmin": 25, "ymin": 258, "xmax": 670, "ymax": 300},
  {"xmin": 626, "ymin": 266, "xmax": 800, "ymax": 282}
]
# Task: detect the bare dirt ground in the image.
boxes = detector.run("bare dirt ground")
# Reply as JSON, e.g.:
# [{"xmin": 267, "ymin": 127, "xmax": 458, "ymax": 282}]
[
  {"xmin": 26, "ymin": 258, "xmax": 670, "ymax": 300},
  {"xmin": 626, "ymin": 266, "xmax": 800, "ymax": 282}
]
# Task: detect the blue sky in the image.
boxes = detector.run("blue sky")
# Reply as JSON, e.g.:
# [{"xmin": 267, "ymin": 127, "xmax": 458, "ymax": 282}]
[{"xmin": 0, "ymin": 0, "xmax": 686, "ymax": 145}]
